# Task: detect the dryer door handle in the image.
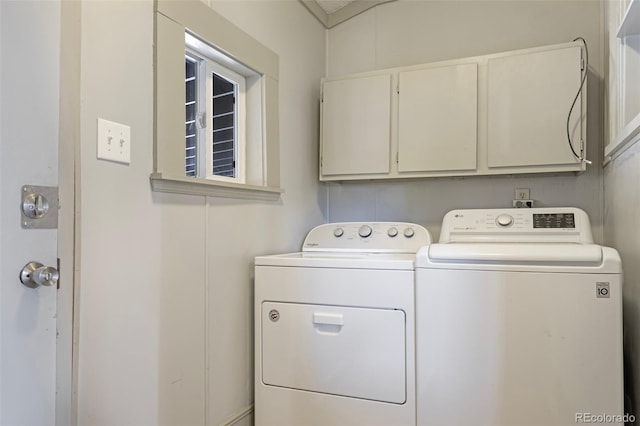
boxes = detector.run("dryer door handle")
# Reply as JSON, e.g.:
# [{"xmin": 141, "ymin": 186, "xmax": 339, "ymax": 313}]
[{"xmin": 313, "ymin": 312, "xmax": 344, "ymax": 326}]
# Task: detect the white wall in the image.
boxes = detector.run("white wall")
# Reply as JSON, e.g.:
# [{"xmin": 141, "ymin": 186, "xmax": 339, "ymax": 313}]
[
  {"xmin": 604, "ymin": 142, "xmax": 640, "ymax": 421},
  {"xmin": 326, "ymin": 0, "xmax": 605, "ymax": 242},
  {"xmin": 77, "ymin": 1, "xmax": 161, "ymax": 424},
  {"xmin": 72, "ymin": 0, "xmax": 613, "ymax": 423},
  {"xmin": 604, "ymin": 0, "xmax": 640, "ymax": 419},
  {"xmin": 76, "ymin": 0, "xmax": 326, "ymax": 424}
]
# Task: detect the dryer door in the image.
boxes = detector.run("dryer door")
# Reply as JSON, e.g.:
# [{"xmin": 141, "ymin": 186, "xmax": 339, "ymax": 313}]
[{"xmin": 261, "ymin": 302, "xmax": 406, "ymax": 404}]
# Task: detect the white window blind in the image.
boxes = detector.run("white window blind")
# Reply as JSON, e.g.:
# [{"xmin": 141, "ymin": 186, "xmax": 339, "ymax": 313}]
[{"xmin": 185, "ymin": 57, "xmax": 198, "ymax": 177}]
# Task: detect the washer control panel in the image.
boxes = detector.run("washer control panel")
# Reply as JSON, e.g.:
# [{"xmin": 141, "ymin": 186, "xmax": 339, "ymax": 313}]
[
  {"xmin": 439, "ymin": 207, "xmax": 593, "ymax": 244},
  {"xmin": 532, "ymin": 213, "xmax": 576, "ymax": 229},
  {"xmin": 303, "ymin": 222, "xmax": 431, "ymax": 253}
]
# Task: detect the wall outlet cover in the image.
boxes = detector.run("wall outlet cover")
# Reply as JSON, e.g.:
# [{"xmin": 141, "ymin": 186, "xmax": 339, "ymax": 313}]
[
  {"xmin": 513, "ymin": 199, "xmax": 533, "ymax": 208},
  {"xmin": 514, "ymin": 188, "xmax": 530, "ymax": 200}
]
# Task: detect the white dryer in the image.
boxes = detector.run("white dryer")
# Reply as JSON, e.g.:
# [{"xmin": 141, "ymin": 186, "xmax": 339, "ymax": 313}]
[
  {"xmin": 254, "ymin": 222, "xmax": 432, "ymax": 426},
  {"xmin": 416, "ymin": 208, "xmax": 623, "ymax": 426}
]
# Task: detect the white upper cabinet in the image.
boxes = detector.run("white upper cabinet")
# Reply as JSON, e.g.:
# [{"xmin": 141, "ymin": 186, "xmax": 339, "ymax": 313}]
[
  {"xmin": 398, "ymin": 63, "xmax": 477, "ymax": 172},
  {"xmin": 320, "ymin": 41, "xmax": 586, "ymax": 181},
  {"xmin": 487, "ymin": 46, "xmax": 583, "ymax": 168},
  {"xmin": 321, "ymin": 74, "xmax": 391, "ymax": 176}
]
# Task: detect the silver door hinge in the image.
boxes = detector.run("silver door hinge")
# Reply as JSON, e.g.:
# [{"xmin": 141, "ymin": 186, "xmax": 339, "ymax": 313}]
[{"xmin": 581, "ymin": 58, "xmax": 585, "ymax": 71}]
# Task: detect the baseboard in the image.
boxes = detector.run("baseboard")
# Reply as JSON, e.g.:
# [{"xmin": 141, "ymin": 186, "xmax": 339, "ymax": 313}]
[{"xmin": 223, "ymin": 403, "xmax": 254, "ymax": 426}]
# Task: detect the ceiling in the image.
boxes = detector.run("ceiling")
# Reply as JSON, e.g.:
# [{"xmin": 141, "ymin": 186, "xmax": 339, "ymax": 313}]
[
  {"xmin": 301, "ymin": 0, "xmax": 396, "ymax": 28},
  {"xmin": 317, "ymin": 0, "xmax": 354, "ymax": 14}
]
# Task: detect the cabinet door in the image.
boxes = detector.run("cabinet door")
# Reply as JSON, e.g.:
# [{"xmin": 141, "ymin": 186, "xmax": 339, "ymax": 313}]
[
  {"xmin": 398, "ymin": 64, "xmax": 478, "ymax": 172},
  {"xmin": 321, "ymin": 75, "xmax": 391, "ymax": 176},
  {"xmin": 487, "ymin": 46, "xmax": 583, "ymax": 168}
]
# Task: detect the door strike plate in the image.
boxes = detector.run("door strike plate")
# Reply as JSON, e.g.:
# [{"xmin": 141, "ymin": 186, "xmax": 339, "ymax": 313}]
[{"xmin": 21, "ymin": 185, "xmax": 58, "ymax": 229}]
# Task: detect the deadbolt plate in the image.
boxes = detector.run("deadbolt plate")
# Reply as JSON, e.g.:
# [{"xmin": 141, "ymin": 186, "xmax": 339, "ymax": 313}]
[{"xmin": 21, "ymin": 185, "xmax": 58, "ymax": 229}]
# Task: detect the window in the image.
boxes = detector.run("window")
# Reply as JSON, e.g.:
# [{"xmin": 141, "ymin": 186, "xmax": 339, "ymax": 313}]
[
  {"xmin": 154, "ymin": 1, "xmax": 282, "ymax": 199},
  {"xmin": 185, "ymin": 35, "xmax": 246, "ymax": 183},
  {"xmin": 211, "ymin": 71, "xmax": 238, "ymax": 178}
]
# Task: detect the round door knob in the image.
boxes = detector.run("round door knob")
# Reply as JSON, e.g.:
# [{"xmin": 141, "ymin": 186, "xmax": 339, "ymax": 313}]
[
  {"xmin": 404, "ymin": 227, "xmax": 415, "ymax": 238},
  {"xmin": 358, "ymin": 225, "xmax": 373, "ymax": 238},
  {"xmin": 387, "ymin": 227, "xmax": 398, "ymax": 237},
  {"xmin": 333, "ymin": 227, "xmax": 344, "ymax": 237},
  {"xmin": 20, "ymin": 262, "xmax": 59, "ymax": 288},
  {"xmin": 496, "ymin": 214, "xmax": 514, "ymax": 227}
]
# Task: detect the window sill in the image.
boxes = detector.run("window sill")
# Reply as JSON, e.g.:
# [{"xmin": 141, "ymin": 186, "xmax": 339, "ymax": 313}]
[
  {"xmin": 617, "ymin": 0, "xmax": 640, "ymax": 37},
  {"xmin": 604, "ymin": 112, "xmax": 640, "ymax": 166},
  {"xmin": 150, "ymin": 173, "xmax": 283, "ymax": 201}
]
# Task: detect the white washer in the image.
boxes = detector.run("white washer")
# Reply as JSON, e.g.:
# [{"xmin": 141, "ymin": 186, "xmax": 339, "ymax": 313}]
[
  {"xmin": 255, "ymin": 222, "xmax": 432, "ymax": 426},
  {"xmin": 416, "ymin": 208, "xmax": 624, "ymax": 426}
]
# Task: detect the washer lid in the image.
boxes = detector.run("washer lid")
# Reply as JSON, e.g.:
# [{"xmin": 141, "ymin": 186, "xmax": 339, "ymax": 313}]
[
  {"xmin": 416, "ymin": 244, "xmax": 622, "ymax": 274},
  {"xmin": 427, "ymin": 243, "xmax": 603, "ymax": 264},
  {"xmin": 255, "ymin": 252, "xmax": 417, "ymax": 270}
]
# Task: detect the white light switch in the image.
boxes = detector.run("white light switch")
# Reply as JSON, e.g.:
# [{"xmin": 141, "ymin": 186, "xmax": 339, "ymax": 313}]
[{"xmin": 97, "ymin": 118, "xmax": 131, "ymax": 164}]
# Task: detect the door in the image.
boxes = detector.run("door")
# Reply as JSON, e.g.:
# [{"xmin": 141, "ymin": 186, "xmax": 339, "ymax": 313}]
[
  {"xmin": 398, "ymin": 63, "xmax": 477, "ymax": 173},
  {"xmin": 321, "ymin": 74, "xmax": 392, "ymax": 177},
  {"xmin": 487, "ymin": 46, "xmax": 583, "ymax": 168},
  {"xmin": 1, "ymin": 1, "xmax": 63, "ymax": 425},
  {"xmin": 261, "ymin": 302, "xmax": 407, "ymax": 404}
]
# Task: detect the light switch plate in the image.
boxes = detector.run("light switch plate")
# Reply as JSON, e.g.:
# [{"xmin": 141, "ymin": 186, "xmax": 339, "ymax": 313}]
[{"xmin": 97, "ymin": 118, "xmax": 131, "ymax": 164}]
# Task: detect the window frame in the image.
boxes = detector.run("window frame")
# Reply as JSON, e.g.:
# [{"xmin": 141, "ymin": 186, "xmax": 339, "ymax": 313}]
[
  {"xmin": 153, "ymin": 0, "xmax": 282, "ymax": 200},
  {"xmin": 209, "ymin": 59, "xmax": 246, "ymax": 183},
  {"xmin": 185, "ymin": 47, "xmax": 247, "ymax": 184}
]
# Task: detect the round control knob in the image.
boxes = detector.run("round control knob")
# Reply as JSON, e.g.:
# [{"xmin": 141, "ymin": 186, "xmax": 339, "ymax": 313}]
[
  {"xmin": 403, "ymin": 227, "xmax": 415, "ymax": 238},
  {"xmin": 333, "ymin": 227, "xmax": 344, "ymax": 238},
  {"xmin": 496, "ymin": 214, "xmax": 514, "ymax": 227},
  {"xmin": 387, "ymin": 227, "xmax": 398, "ymax": 238},
  {"xmin": 358, "ymin": 225, "xmax": 373, "ymax": 238}
]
